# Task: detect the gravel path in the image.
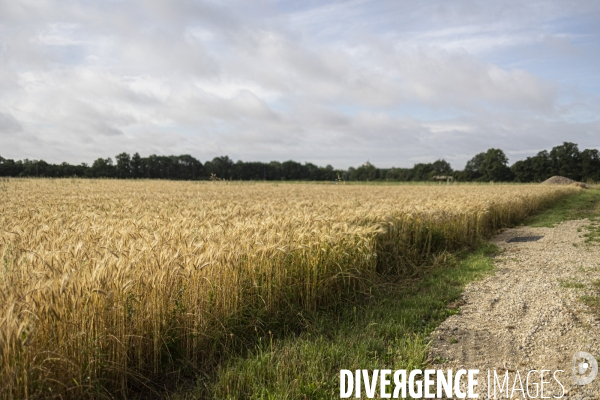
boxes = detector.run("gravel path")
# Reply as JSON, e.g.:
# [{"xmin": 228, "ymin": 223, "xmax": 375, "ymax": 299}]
[{"xmin": 430, "ymin": 219, "xmax": 600, "ymax": 399}]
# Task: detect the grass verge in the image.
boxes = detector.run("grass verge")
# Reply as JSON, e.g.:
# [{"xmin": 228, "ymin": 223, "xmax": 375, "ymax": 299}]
[
  {"xmin": 524, "ymin": 187, "xmax": 600, "ymax": 227},
  {"xmin": 526, "ymin": 187, "xmax": 600, "ymax": 247},
  {"xmin": 171, "ymin": 243, "xmax": 498, "ymax": 399}
]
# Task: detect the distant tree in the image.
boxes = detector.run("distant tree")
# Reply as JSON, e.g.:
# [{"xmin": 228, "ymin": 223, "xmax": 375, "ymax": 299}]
[
  {"xmin": 281, "ymin": 160, "xmax": 304, "ymax": 180},
  {"xmin": 581, "ymin": 149, "xmax": 600, "ymax": 182},
  {"xmin": 234, "ymin": 161, "xmax": 262, "ymax": 180},
  {"xmin": 463, "ymin": 152, "xmax": 486, "ymax": 181},
  {"xmin": 91, "ymin": 157, "xmax": 116, "ymax": 178},
  {"xmin": 0, "ymin": 156, "xmax": 22, "ymax": 176},
  {"xmin": 343, "ymin": 167, "xmax": 355, "ymax": 181},
  {"xmin": 131, "ymin": 152, "xmax": 142, "ymax": 178},
  {"xmin": 304, "ymin": 162, "xmax": 323, "ymax": 180},
  {"xmin": 411, "ymin": 163, "xmax": 434, "ymax": 181},
  {"xmin": 322, "ymin": 164, "xmax": 336, "ymax": 181},
  {"xmin": 205, "ymin": 156, "xmax": 234, "ymax": 179},
  {"xmin": 549, "ymin": 142, "xmax": 581, "ymax": 181},
  {"xmin": 171, "ymin": 154, "xmax": 203, "ymax": 180},
  {"xmin": 463, "ymin": 149, "xmax": 512, "ymax": 181},
  {"xmin": 384, "ymin": 167, "xmax": 412, "ymax": 181},
  {"xmin": 431, "ymin": 159, "xmax": 453, "ymax": 175},
  {"xmin": 529, "ymin": 150, "xmax": 552, "ymax": 181},
  {"xmin": 407, "ymin": 159, "xmax": 454, "ymax": 181},
  {"xmin": 141, "ymin": 155, "xmax": 177, "ymax": 179},
  {"xmin": 268, "ymin": 161, "xmax": 282, "ymax": 180},
  {"xmin": 511, "ymin": 159, "xmax": 534, "ymax": 182},
  {"xmin": 55, "ymin": 161, "xmax": 81, "ymax": 177},
  {"xmin": 511, "ymin": 150, "xmax": 553, "ymax": 182},
  {"xmin": 479, "ymin": 148, "xmax": 513, "ymax": 181},
  {"xmin": 115, "ymin": 152, "xmax": 131, "ymax": 178},
  {"xmin": 19, "ymin": 159, "xmax": 51, "ymax": 177},
  {"xmin": 144, "ymin": 155, "xmax": 158, "ymax": 178},
  {"xmin": 353, "ymin": 161, "xmax": 378, "ymax": 181}
]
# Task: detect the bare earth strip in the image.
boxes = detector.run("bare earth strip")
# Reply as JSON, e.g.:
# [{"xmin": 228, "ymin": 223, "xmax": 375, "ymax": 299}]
[{"xmin": 430, "ymin": 220, "xmax": 600, "ymax": 399}]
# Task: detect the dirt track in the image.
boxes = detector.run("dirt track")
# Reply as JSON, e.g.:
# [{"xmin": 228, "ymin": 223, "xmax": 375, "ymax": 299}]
[{"xmin": 430, "ymin": 219, "xmax": 600, "ymax": 399}]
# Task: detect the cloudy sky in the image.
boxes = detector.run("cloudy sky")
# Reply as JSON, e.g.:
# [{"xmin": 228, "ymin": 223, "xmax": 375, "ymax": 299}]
[{"xmin": 1, "ymin": 0, "xmax": 599, "ymax": 169}]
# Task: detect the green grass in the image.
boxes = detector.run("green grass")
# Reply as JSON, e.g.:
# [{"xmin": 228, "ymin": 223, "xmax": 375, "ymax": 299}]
[
  {"xmin": 528, "ymin": 187, "xmax": 600, "ymax": 247},
  {"xmin": 172, "ymin": 244, "xmax": 498, "ymax": 399},
  {"xmin": 579, "ymin": 280, "xmax": 600, "ymax": 319},
  {"xmin": 580, "ymin": 294, "xmax": 600, "ymax": 311},
  {"xmin": 559, "ymin": 279, "xmax": 586, "ymax": 289},
  {"xmin": 524, "ymin": 187, "xmax": 600, "ymax": 227},
  {"xmin": 582, "ymin": 222, "xmax": 600, "ymax": 245}
]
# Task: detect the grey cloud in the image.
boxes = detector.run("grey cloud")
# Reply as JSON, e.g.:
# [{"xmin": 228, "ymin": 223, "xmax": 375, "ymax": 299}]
[{"xmin": 0, "ymin": 111, "xmax": 22, "ymax": 134}]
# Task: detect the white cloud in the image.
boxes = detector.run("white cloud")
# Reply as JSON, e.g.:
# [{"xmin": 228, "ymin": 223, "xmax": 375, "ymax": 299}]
[
  {"xmin": 0, "ymin": 0, "xmax": 599, "ymax": 168},
  {"xmin": 33, "ymin": 23, "xmax": 84, "ymax": 46}
]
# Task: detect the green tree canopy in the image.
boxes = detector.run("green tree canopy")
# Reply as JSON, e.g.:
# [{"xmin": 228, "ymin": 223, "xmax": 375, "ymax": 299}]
[
  {"xmin": 549, "ymin": 142, "xmax": 581, "ymax": 181},
  {"xmin": 464, "ymin": 149, "xmax": 513, "ymax": 182}
]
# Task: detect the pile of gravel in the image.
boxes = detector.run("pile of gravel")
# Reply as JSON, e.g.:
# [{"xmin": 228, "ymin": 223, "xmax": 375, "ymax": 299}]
[
  {"xmin": 541, "ymin": 175, "xmax": 588, "ymax": 188},
  {"xmin": 542, "ymin": 175, "xmax": 576, "ymax": 185}
]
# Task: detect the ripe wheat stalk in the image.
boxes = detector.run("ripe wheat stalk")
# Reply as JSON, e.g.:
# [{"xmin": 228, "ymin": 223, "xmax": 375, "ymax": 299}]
[{"xmin": 0, "ymin": 179, "xmax": 576, "ymax": 398}]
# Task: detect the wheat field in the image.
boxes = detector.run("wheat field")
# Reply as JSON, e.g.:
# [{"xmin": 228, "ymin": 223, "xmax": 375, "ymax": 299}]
[{"xmin": 0, "ymin": 179, "xmax": 576, "ymax": 398}]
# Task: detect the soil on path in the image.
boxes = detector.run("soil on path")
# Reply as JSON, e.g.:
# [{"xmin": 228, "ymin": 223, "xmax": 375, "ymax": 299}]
[{"xmin": 429, "ymin": 220, "xmax": 600, "ymax": 399}]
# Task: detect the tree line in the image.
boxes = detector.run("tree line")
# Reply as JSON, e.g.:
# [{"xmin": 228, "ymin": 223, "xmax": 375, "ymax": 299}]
[
  {"xmin": 0, "ymin": 153, "xmax": 340, "ymax": 181},
  {"xmin": 1, "ymin": 142, "xmax": 599, "ymax": 182}
]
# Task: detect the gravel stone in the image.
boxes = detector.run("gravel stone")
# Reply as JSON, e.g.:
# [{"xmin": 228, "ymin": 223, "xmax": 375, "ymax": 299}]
[{"xmin": 429, "ymin": 219, "xmax": 600, "ymax": 399}]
